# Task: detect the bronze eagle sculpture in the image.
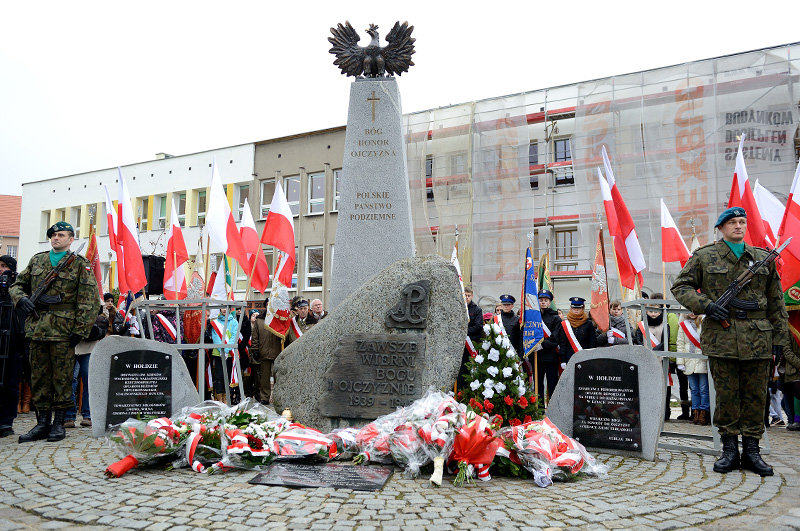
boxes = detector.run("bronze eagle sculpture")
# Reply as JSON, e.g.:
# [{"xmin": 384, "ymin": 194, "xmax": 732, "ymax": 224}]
[{"xmin": 328, "ymin": 21, "xmax": 415, "ymax": 78}]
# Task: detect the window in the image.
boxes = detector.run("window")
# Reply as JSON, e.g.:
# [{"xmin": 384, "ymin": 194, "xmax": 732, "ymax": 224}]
[
  {"xmin": 236, "ymin": 184, "xmax": 249, "ymax": 221},
  {"xmin": 425, "ymin": 155, "xmax": 434, "ymax": 201},
  {"xmin": 332, "ymin": 170, "xmax": 341, "ymax": 212},
  {"xmin": 156, "ymin": 195, "xmax": 167, "ymax": 230},
  {"xmin": 285, "ymin": 176, "xmax": 300, "ymax": 217},
  {"xmin": 291, "ymin": 246, "xmax": 298, "ymax": 289},
  {"xmin": 555, "ymin": 227, "xmax": 578, "ymax": 270},
  {"xmin": 553, "ymin": 138, "xmax": 574, "ymax": 186},
  {"xmin": 138, "ymin": 198, "xmax": 149, "ymax": 232},
  {"xmin": 450, "ymin": 152, "xmax": 467, "ymax": 175},
  {"xmin": 41, "ymin": 211, "xmax": 51, "ymax": 241},
  {"xmin": 260, "ymin": 179, "xmax": 275, "ymax": 219},
  {"xmin": 528, "ymin": 141, "xmax": 539, "ymax": 166},
  {"xmin": 177, "ymin": 193, "xmax": 186, "ymax": 227},
  {"xmin": 308, "ymin": 172, "xmax": 325, "ymax": 215},
  {"xmin": 6, "ymin": 245, "xmax": 17, "ymax": 259},
  {"xmin": 305, "ymin": 246, "xmax": 323, "ymax": 290},
  {"xmin": 196, "ymin": 190, "xmax": 207, "ymax": 226},
  {"xmin": 70, "ymin": 207, "xmax": 81, "ymax": 239}
]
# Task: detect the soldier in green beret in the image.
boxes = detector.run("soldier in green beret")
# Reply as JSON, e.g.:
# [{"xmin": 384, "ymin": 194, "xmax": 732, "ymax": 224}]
[
  {"xmin": 10, "ymin": 221, "xmax": 101, "ymax": 443},
  {"xmin": 672, "ymin": 207, "xmax": 791, "ymax": 476}
]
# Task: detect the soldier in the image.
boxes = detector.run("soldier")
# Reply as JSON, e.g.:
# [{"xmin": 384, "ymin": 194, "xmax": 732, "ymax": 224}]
[
  {"xmin": 672, "ymin": 207, "xmax": 790, "ymax": 476},
  {"xmin": 11, "ymin": 221, "xmax": 101, "ymax": 443}
]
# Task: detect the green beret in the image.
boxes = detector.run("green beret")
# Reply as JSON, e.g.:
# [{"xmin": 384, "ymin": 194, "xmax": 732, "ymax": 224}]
[
  {"xmin": 46, "ymin": 221, "xmax": 75, "ymax": 238},
  {"xmin": 715, "ymin": 207, "xmax": 746, "ymax": 228}
]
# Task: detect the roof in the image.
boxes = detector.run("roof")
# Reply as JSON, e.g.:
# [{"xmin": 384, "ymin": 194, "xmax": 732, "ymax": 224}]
[{"xmin": 0, "ymin": 195, "xmax": 21, "ymax": 236}]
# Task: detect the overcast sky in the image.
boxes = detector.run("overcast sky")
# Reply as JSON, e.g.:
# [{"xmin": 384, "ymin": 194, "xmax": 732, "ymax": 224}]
[{"xmin": 2, "ymin": 1, "xmax": 798, "ymax": 195}]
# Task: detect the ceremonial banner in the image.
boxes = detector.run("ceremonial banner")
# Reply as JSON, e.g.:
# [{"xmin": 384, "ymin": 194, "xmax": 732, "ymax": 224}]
[
  {"xmin": 589, "ymin": 230, "xmax": 609, "ymax": 332},
  {"xmin": 521, "ymin": 246, "xmax": 544, "ymax": 358}
]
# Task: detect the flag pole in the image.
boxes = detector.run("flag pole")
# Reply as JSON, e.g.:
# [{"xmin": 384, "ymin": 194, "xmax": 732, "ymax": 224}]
[
  {"xmin": 172, "ymin": 249, "xmax": 178, "ymax": 300},
  {"xmin": 661, "ymin": 259, "xmax": 666, "ymax": 299}
]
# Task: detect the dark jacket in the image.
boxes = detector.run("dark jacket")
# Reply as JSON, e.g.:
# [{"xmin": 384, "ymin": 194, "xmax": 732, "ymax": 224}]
[
  {"xmin": 537, "ymin": 307, "xmax": 561, "ymax": 363},
  {"xmin": 500, "ymin": 310, "xmax": 522, "ymax": 356},
  {"xmin": 467, "ymin": 301, "xmax": 484, "ymax": 342},
  {"xmin": 554, "ymin": 317, "xmax": 597, "ymax": 362}
]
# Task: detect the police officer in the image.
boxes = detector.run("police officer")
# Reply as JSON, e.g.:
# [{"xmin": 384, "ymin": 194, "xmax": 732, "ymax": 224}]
[
  {"xmin": 672, "ymin": 207, "xmax": 790, "ymax": 476},
  {"xmin": 498, "ymin": 294, "xmax": 522, "ymax": 356},
  {"xmin": 11, "ymin": 221, "xmax": 101, "ymax": 443}
]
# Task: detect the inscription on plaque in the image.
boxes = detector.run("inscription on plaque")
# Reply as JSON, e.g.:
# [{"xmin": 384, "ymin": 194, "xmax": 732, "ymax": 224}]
[
  {"xmin": 385, "ymin": 280, "xmax": 429, "ymax": 329},
  {"xmin": 106, "ymin": 350, "xmax": 172, "ymax": 428},
  {"xmin": 319, "ymin": 333, "xmax": 425, "ymax": 419},
  {"xmin": 249, "ymin": 462, "xmax": 393, "ymax": 491},
  {"xmin": 573, "ymin": 357, "xmax": 641, "ymax": 452}
]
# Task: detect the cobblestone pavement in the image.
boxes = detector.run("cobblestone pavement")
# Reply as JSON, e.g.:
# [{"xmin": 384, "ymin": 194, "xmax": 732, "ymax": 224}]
[{"xmin": 1, "ymin": 411, "xmax": 798, "ymax": 531}]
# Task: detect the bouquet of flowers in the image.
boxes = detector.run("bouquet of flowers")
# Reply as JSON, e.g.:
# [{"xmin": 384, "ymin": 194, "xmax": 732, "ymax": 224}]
[
  {"xmin": 105, "ymin": 417, "xmax": 187, "ymax": 477},
  {"xmin": 449, "ymin": 411, "xmax": 503, "ymax": 487},
  {"xmin": 498, "ymin": 417, "xmax": 607, "ymax": 487},
  {"xmin": 353, "ymin": 408, "xmax": 409, "ymax": 465},
  {"xmin": 273, "ymin": 423, "xmax": 332, "ymax": 459},
  {"xmin": 325, "ymin": 427, "xmax": 360, "ymax": 461},
  {"xmin": 220, "ymin": 398, "xmax": 288, "ymax": 470}
]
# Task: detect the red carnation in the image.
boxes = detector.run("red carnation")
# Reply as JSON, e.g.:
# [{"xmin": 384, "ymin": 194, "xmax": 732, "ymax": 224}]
[
  {"xmin": 504, "ymin": 395, "xmax": 514, "ymax": 406},
  {"xmin": 524, "ymin": 415, "xmax": 532, "ymax": 423},
  {"xmin": 518, "ymin": 396, "xmax": 529, "ymax": 408},
  {"xmin": 529, "ymin": 395, "xmax": 538, "ymax": 403},
  {"xmin": 483, "ymin": 400, "xmax": 494, "ymax": 412},
  {"xmin": 509, "ymin": 418, "xmax": 522, "ymax": 427}
]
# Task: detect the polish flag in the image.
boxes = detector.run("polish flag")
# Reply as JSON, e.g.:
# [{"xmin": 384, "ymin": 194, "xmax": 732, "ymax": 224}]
[
  {"xmin": 116, "ymin": 168, "xmax": 147, "ymax": 294},
  {"xmin": 597, "ymin": 168, "xmax": 638, "ymax": 290},
  {"xmin": 239, "ymin": 197, "xmax": 270, "ymax": 293},
  {"xmin": 206, "ymin": 160, "xmax": 249, "ymax": 273},
  {"xmin": 164, "ymin": 198, "xmax": 188, "ymax": 300},
  {"xmin": 753, "ymin": 180, "xmax": 784, "ymax": 246},
  {"xmin": 260, "ymin": 181, "xmax": 296, "ymax": 286},
  {"xmin": 104, "ymin": 185, "xmax": 127, "ymax": 293},
  {"xmin": 602, "ymin": 147, "xmax": 646, "ymax": 287},
  {"xmin": 660, "ymin": 199, "xmax": 691, "ymax": 266},
  {"xmin": 728, "ymin": 135, "xmax": 771, "ymax": 249},
  {"xmin": 777, "ymin": 159, "xmax": 800, "ymax": 291}
]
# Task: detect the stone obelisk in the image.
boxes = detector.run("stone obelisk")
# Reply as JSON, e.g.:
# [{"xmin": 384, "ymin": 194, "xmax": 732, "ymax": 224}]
[{"xmin": 329, "ymin": 77, "xmax": 415, "ymax": 307}]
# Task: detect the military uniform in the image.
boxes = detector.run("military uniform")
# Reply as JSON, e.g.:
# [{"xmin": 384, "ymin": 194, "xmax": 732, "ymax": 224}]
[
  {"xmin": 672, "ymin": 239, "xmax": 789, "ymax": 438},
  {"xmin": 10, "ymin": 250, "xmax": 100, "ymax": 422}
]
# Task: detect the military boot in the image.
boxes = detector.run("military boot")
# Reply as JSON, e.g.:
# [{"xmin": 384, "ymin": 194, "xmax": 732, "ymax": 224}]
[
  {"xmin": 741, "ymin": 437, "xmax": 773, "ymax": 476},
  {"xmin": 47, "ymin": 410, "xmax": 67, "ymax": 442},
  {"xmin": 18, "ymin": 410, "xmax": 51, "ymax": 443},
  {"xmin": 713, "ymin": 435, "xmax": 740, "ymax": 473}
]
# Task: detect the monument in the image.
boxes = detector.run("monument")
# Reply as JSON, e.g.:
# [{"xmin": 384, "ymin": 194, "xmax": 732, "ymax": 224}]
[
  {"xmin": 545, "ymin": 345, "xmax": 665, "ymax": 461},
  {"xmin": 272, "ymin": 255, "xmax": 467, "ymax": 433},
  {"xmin": 328, "ymin": 21, "xmax": 417, "ymax": 308},
  {"xmin": 88, "ymin": 336, "xmax": 200, "ymax": 437}
]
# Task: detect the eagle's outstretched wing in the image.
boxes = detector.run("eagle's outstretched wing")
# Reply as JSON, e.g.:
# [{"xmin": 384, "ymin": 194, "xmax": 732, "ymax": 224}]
[
  {"xmin": 382, "ymin": 21, "xmax": 415, "ymax": 76},
  {"xmin": 328, "ymin": 21, "xmax": 365, "ymax": 77}
]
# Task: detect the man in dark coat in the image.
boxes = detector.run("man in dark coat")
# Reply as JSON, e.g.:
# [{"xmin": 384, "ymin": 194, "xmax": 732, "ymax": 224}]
[
  {"xmin": 498, "ymin": 294, "xmax": 522, "ymax": 356},
  {"xmin": 554, "ymin": 297, "xmax": 597, "ymax": 365},
  {"xmin": 457, "ymin": 286, "xmax": 484, "ymax": 389},
  {"xmin": 535, "ymin": 290, "xmax": 561, "ymax": 402}
]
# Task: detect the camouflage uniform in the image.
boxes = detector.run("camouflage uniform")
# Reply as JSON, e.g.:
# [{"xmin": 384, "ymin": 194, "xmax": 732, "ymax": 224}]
[
  {"xmin": 671, "ymin": 240, "xmax": 790, "ymax": 439},
  {"xmin": 10, "ymin": 251, "xmax": 101, "ymax": 410}
]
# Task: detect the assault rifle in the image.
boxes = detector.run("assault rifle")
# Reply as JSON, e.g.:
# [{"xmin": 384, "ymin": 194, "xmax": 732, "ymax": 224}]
[
  {"xmin": 715, "ymin": 237, "xmax": 791, "ymax": 329},
  {"xmin": 27, "ymin": 241, "xmax": 86, "ymax": 320}
]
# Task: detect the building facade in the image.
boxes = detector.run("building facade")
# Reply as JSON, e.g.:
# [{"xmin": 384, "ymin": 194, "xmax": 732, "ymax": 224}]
[{"xmin": 0, "ymin": 195, "xmax": 21, "ymax": 261}]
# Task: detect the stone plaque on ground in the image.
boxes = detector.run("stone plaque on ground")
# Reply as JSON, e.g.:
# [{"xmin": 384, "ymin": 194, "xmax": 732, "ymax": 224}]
[
  {"xmin": 546, "ymin": 345, "xmax": 664, "ymax": 461},
  {"xmin": 89, "ymin": 336, "xmax": 200, "ymax": 437},
  {"xmin": 106, "ymin": 350, "xmax": 172, "ymax": 427},
  {"xmin": 249, "ymin": 462, "xmax": 394, "ymax": 491},
  {"xmin": 329, "ymin": 77, "xmax": 415, "ymax": 308},
  {"xmin": 319, "ymin": 333, "xmax": 425, "ymax": 418},
  {"xmin": 273, "ymin": 255, "xmax": 466, "ymax": 433},
  {"xmin": 573, "ymin": 358, "xmax": 642, "ymax": 452}
]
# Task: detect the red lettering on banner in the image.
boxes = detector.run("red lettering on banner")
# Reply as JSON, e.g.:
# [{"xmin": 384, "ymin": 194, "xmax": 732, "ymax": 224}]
[{"xmin": 674, "ymin": 81, "xmax": 709, "ymax": 240}]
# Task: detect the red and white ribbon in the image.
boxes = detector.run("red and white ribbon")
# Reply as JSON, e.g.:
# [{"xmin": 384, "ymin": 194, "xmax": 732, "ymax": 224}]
[
  {"xmin": 609, "ymin": 327, "xmax": 625, "ymax": 340},
  {"xmin": 205, "ymin": 361, "xmax": 213, "ymax": 391},
  {"xmin": 679, "ymin": 320, "xmax": 701, "ymax": 349},
  {"xmin": 230, "ymin": 352, "xmax": 239, "ymax": 387},
  {"xmin": 542, "ymin": 321, "xmax": 551, "ymax": 338},
  {"xmin": 561, "ymin": 321, "xmax": 583, "ymax": 353},
  {"xmin": 638, "ymin": 322, "xmax": 659, "ymax": 348},
  {"xmin": 465, "ymin": 337, "xmax": 477, "ymax": 357},
  {"xmin": 209, "ymin": 319, "xmax": 229, "ymax": 355},
  {"xmin": 155, "ymin": 313, "xmax": 177, "ymax": 341},
  {"xmin": 290, "ymin": 317, "xmax": 303, "ymax": 338},
  {"xmin": 475, "ymin": 463, "xmax": 491, "ymax": 481}
]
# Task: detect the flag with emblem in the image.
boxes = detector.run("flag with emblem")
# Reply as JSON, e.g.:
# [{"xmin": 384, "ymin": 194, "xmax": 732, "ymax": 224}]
[
  {"xmin": 521, "ymin": 246, "xmax": 544, "ymax": 359},
  {"xmin": 85, "ymin": 224, "xmax": 103, "ymax": 300},
  {"xmin": 589, "ymin": 230, "xmax": 609, "ymax": 332}
]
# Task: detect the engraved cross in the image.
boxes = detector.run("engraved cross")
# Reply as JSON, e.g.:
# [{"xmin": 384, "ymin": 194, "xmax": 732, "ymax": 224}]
[{"xmin": 367, "ymin": 91, "xmax": 380, "ymax": 122}]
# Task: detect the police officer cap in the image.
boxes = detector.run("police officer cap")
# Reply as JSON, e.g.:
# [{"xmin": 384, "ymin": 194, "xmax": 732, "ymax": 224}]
[
  {"xmin": 295, "ymin": 299, "xmax": 309, "ymax": 308},
  {"xmin": 46, "ymin": 221, "xmax": 75, "ymax": 238},
  {"xmin": 0, "ymin": 255, "xmax": 16, "ymax": 272},
  {"xmin": 569, "ymin": 296, "xmax": 586, "ymax": 307},
  {"xmin": 538, "ymin": 290, "xmax": 554, "ymax": 300},
  {"xmin": 499, "ymin": 294, "xmax": 516, "ymax": 304},
  {"xmin": 715, "ymin": 207, "xmax": 746, "ymax": 228}
]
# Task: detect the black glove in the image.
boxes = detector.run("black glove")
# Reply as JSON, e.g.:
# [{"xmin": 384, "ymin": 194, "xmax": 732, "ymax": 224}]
[
  {"xmin": 17, "ymin": 296, "xmax": 35, "ymax": 315},
  {"xmin": 86, "ymin": 324, "xmax": 105, "ymax": 342},
  {"xmin": 705, "ymin": 302, "xmax": 729, "ymax": 321},
  {"xmin": 68, "ymin": 333, "xmax": 84, "ymax": 348}
]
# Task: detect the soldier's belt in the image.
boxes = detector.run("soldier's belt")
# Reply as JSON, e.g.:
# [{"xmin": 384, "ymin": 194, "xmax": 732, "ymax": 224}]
[
  {"xmin": 47, "ymin": 304, "xmax": 74, "ymax": 312},
  {"xmin": 730, "ymin": 310, "xmax": 766, "ymax": 320}
]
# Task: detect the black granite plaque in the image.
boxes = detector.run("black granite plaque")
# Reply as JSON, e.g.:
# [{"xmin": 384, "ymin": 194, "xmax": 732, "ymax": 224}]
[
  {"xmin": 249, "ymin": 463, "xmax": 393, "ymax": 491},
  {"xmin": 106, "ymin": 349, "xmax": 172, "ymax": 427},
  {"xmin": 573, "ymin": 357, "xmax": 642, "ymax": 452},
  {"xmin": 319, "ymin": 333, "xmax": 425, "ymax": 419}
]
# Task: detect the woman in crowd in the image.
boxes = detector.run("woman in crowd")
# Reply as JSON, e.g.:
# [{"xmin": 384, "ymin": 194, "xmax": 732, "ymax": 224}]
[
  {"xmin": 782, "ymin": 311, "xmax": 800, "ymax": 431},
  {"xmin": 676, "ymin": 313, "xmax": 710, "ymax": 425},
  {"xmin": 554, "ymin": 297, "xmax": 597, "ymax": 367}
]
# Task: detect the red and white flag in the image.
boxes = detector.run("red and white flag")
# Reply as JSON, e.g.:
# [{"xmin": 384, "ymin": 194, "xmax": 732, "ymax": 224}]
[
  {"xmin": 753, "ymin": 180, "xmax": 784, "ymax": 246},
  {"xmin": 638, "ymin": 321, "xmax": 659, "ymax": 348},
  {"xmin": 602, "ymin": 147, "xmax": 646, "ymax": 287},
  {"xmin": 728, "ymin": 135, "xmax": 771, "ymax": 249},
  {"xmin": 660, "ymin": 199, "xmax": 691, "ymax": 266},
  {"xmin": 206, "ymin": 160, "xmax": 249, "ymax": 273},
  {"xmin": 609, "ymin": 327, "xmax": 625, "ymax": 340},
  {"xmin": 164, "ymin": 198, "xmax": 188, "ymax": 300},
  {"xmin": 239, "ymin": 197, "xmax": 270, "ymax": 293},
  {"xmin": 260, "ymin": 181, "xmax": 296, "ymax": 287},
  {"xmin": 679, "ymin": 319, "xmax": 702, "ymax": 350},
  {"xmin": 777, "ymin": 158, "xmax": 800, "ymax": 291},
  {"xmin": 116, "ymin": 168, "xmax": 147, "ymax": 293},
  {"xmin": 103, "ymin": 185, "xmax": 126, "ymax": 293},
  {"xmin": 597, "ymin": 168, "xmax": 638, "ymax": 290}
]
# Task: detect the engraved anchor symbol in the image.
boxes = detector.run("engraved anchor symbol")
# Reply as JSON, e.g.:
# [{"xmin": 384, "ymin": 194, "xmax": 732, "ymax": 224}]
[{"xmin": 390, "ymin": 285, "xmax": 426, "ymax": 324}]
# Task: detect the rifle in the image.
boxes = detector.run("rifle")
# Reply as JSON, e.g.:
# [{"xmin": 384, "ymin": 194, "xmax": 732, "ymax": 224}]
[
  {"xmin": 27, "ymin": 241, "xmax": 87, "ymax": 320},
  {"xmin": 715, "ymin": 237, "xmax": 791, "ymax": 329}
]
